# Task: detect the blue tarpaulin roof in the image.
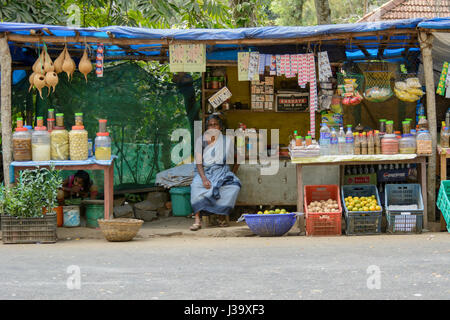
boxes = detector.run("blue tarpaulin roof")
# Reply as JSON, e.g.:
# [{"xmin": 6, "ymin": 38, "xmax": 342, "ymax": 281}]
[
  {"xmin": 0, "ymin": 17, "xmax": 443, "ymax": 65},
  {"xmin": 0, "ymin": 18, "xmax": 424, "ymax": 41},
  {"xmin": 418, "ymin": 17, "xmax": 450, "ymax": 30}
]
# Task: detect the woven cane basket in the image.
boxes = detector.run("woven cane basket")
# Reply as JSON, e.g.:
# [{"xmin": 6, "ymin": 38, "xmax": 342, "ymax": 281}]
[{"xmin": 98, "ymin": 218, "xmax": 144, "ymax": 242}]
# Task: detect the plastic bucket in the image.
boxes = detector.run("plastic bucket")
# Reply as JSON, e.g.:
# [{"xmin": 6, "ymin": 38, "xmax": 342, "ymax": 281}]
[
  {"xmin": 43, "ymin": 206, "xmax": 64, "ymax": 227},
  {"xmin": 169, "ymin": 186, "xmax": 193, "ymax": 217},
  {"xmin": 63, "ymin": 206, "xmax": 80, "ymax": 227},
  {"xmin": 85, "ymin": 204, "xmax": 104, "ymax": 228}
]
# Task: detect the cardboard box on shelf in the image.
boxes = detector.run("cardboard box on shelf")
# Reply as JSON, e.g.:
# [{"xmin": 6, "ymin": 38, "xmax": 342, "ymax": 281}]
[
  {"xmin": 265, "ymin": 77, "xmax": 274, "ymax": 85},
  {"xmin": 264, "ymin": 102, "xmax": 274, "ymax": 111}
]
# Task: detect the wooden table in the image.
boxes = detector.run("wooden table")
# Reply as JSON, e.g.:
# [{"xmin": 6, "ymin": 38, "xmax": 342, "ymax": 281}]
[
  {"xmin": 437, "ymin": 145, "xmax": 449, "ymax": 230},
  {"xmin": 10, "ymin": 157, "xmax": 115, "ymax": 220},
  {"xmin": 291, "ymin": 154, "xmax": 428, "ymax": 229}
]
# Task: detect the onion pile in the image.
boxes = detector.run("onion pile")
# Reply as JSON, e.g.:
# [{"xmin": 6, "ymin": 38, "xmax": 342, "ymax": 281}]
[{"xmin": 307, "ymin": 199, "xmax": 340, "ymax": 213}]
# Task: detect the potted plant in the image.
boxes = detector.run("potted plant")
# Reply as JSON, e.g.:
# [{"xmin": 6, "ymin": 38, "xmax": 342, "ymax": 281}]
[{"xmin": 0, "ymin": 167, "xmax": 63, "ymax": 244}]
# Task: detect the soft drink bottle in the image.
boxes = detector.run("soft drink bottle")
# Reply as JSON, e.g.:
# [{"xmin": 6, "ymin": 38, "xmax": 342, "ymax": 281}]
[
  {"xmin": 320, "ymin": 123, "xmax": 331, "ymax": 156},
  {"xmin": 330, "ymin": 128, "xmax": 338, "ymax": 155},
  {"xmin": 338, "ymin": 127, "xmax": 346, "ymax": 155}
]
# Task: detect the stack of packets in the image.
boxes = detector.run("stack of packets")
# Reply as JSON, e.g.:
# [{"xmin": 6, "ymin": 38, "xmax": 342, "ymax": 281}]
[
  {"xmin": 95, "ymin": 43, "xmax": 104, "ymax": 77},
  {"xmin": 251, "ymin": 77, "xmax": 274, "ymax": 111},
  {"xmin": 289, "ymin": 142, "xmax": 321, "ymax": 158},
  {"xmin": 437, "ymin": 61, "xmax": 450, "ymax": 98}
]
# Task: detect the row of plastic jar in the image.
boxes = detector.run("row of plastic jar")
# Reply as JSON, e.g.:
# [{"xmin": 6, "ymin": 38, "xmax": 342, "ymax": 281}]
[
  {"xmin": 380, "ymin": 130, "xmax": 432, "ymax": 155},
  {"xmin": 12, "ymin": 118, "xmax": 111, "ymax": 162}
]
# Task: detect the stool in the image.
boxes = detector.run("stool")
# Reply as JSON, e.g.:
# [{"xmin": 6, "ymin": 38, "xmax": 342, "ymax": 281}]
[{"xmin": 201, "ymin": 214, "xmax": 230, "ymax": 228}]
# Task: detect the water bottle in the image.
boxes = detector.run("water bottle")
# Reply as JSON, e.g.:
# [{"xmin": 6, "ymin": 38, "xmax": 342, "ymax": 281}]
[
  {"xmin": 320, "ymin": 123, "xmax": 331, "ymax": 156},
  {"xmin": 330, "ymin": 128, "xmax": 338, "ymax": 155},
  {"xmin": 345, "ymin": 125, "xmax": 354, "ymax": 155},
  {"xmin": 338, "ymin": 127, "xmax": 346, "ymax": 155}
]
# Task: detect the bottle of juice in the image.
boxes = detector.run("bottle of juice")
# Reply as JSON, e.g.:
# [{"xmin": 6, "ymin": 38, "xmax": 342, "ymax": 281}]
[
  {"xmin": 367, "ymin": 131, "xmax": 375, "ymax": 155},
  {"xmin": 353, "ymin": 132, "xmax": 361, "ymax": 155},
  {"xmin": 360, "ymin": 132, "xmax": 368, "ymax": 155}
]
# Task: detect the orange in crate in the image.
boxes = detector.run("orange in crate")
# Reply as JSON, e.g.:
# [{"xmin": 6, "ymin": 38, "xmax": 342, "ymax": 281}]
[{"xmin": 304, "ymin": 185, "xmax": 342, "ymax": 236}]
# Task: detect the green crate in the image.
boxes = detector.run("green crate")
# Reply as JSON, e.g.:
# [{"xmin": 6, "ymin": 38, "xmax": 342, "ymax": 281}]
[{"xmin": 437, "ymin": 180, "xmax": 450, "ymax": 232}]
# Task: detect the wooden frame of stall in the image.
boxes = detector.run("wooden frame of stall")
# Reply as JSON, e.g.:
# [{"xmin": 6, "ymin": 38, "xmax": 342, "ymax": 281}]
[{"xmin": 0, "ymin": 24, "xmax": 440, "ymax": 225}]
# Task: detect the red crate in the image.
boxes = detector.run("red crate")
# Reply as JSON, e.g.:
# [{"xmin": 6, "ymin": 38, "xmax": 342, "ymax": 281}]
[
  {"xmin": 306, "ymin": 212, "xmax": 342, "ymax": 236},
  {"xmin": 304, "ymin": 185, "xmax": 342, "ymax": 236}
]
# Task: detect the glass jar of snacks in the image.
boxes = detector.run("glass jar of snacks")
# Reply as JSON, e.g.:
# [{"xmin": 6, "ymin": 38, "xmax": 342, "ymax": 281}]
[
  {"xmin": 13, "ymin": 127, "xmax": 32, "ymax": 161},
  {"xmin": 385, "ymin": 120, "xmax": 394, "ymax": 134},
  {"xmin": 51, "ymin": 126, "xmax": 69, "ymax": 160},
  {"xmin": 381, "ymin": 134, "xmax": 399, "ymax": 155},
  {"xmin": 399, "ymin": 134, "xmax": 416, "ymax": 154},
  {"xmin": 69, "ymin": 126, "xmax": 88, "ymax": 160},
  {"xmin": 32, "ymin": 126, "xmax": 51, "ymax": 161},
  {"xmin": 95, "ymin": 132, "xmax": 112, "ymax": 160},
  {"xmin": 416, "ymin": 130, "xmax": 432, "ymax": 155}
]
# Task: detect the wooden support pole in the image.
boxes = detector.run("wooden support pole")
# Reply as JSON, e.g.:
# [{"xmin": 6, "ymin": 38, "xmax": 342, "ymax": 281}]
[
  {"xmin": 0, "ymin": 35, "xmax": 12, "ymax": 186},
  {"xmin": 419, "ymin": 31, "xmax": 437, "ymax": 224}
]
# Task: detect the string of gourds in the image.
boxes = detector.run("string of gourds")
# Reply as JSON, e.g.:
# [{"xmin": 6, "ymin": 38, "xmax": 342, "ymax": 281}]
[{"xmin": 29, "ymin": 43, "xmax": 93, "ymax": 98}]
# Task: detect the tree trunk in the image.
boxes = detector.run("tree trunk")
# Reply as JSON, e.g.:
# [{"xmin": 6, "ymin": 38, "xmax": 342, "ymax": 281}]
[
  {"xmin": 314, "ymin": 0, "xmax": 332, "ymax": 24},
  {"xmin": 0, "ymin": 35, "xmax": 12, "ymax": 186},
  {"xmin": 419, "ymin": 31, "xmax": 437, "ymax": 224}
]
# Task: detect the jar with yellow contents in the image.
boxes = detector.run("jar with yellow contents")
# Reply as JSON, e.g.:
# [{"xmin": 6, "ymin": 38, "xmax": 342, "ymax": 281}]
[{"xmin": 95, "ymin": 132, "xmax": 111, "ymax": 160}]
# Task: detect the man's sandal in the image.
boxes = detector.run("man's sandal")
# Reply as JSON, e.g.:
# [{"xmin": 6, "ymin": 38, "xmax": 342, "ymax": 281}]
[{"xmin": 189, "ymin": 223, "xmax": 202, "ymax": 231}]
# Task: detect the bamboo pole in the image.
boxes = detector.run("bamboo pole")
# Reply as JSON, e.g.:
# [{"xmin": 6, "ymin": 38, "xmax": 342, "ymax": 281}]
[
  {"xmin": 419, "ymin": 31, "xmax": 437, "ymax": 224},
  {"xmin": 0, "ymin": 35, "xmax": 12, "ymax": 186}
]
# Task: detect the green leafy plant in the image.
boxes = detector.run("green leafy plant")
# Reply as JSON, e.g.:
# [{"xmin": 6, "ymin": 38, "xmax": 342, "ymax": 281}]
[{"xmin": 0, "ymin": 167, "xmax": 63, "ymax": 218}]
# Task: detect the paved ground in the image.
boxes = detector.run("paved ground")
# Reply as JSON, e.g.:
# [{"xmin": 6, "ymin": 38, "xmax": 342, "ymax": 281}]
[{"xmin": 0, "ymin": 218, "xmax": 448, "ymax": 300}]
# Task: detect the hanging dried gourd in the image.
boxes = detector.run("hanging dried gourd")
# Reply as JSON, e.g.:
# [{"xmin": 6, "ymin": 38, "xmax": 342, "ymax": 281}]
[
  {"xmin": 54, "ymin": 47, "xmax": 65, "ymax": 74},
  {"xmin": 43, "ymin": 47, "xmax": 54, "ymax": 73},
  {"xmin": 32, "ymin": 53, "xmax": 45, "ymax": 75},
  {"xmin": 33, "ymin": 73, "xmax": 47, "ymax": 99},
  {"xmin": 45, "ymin": 71, "xmax": 59, "ymax": 94},
  {"xmin": 28, "ymin": 72, "xmax": 37, "ymax": 92},
  {"xmin": 78, "ymin": 45, "xmax": 92, "ymax": 83},
  {"xmin": 62, "ymin": 46, "xmax": 76, "ymax": 81}
]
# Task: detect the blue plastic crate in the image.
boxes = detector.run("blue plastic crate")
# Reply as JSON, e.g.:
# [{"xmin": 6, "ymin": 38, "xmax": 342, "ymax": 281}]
[
  {"xmin": 345, "ymin": 214, "xmax": 382, "ymax": 235},
  {"xmin": 385, "ymin": 184, "xmax": 424, "ymax": 234},
  {"xmin": 341, "ymin": 185, "xmax": 383, "ymax": 216}
]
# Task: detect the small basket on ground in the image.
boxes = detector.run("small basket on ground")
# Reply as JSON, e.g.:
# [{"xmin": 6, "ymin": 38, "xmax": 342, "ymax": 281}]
[
  {"xmin": 437, "ymin": 180, "xmax": 450, "ymax": 232},
  {"xmin": 385, "ymin": 184, "xmax": 424, "ymax": 234},
  {"xmin": 98, "ymin": 218, "xmax": 144, "ymax": 242},
  {"xmin": 304, "ymin": 185, "xmax": 342, "ymax": 236},
  {"xmin": 341, "ymin": 185, "xmax": 382, "ymax": 235},
  {"xmin": 1, "ymin": 214, "xmax": 57, "ymax": 244},
  {"xmin": 242, "ymin": 213, "xmax": 297, "ymax": 237}
]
